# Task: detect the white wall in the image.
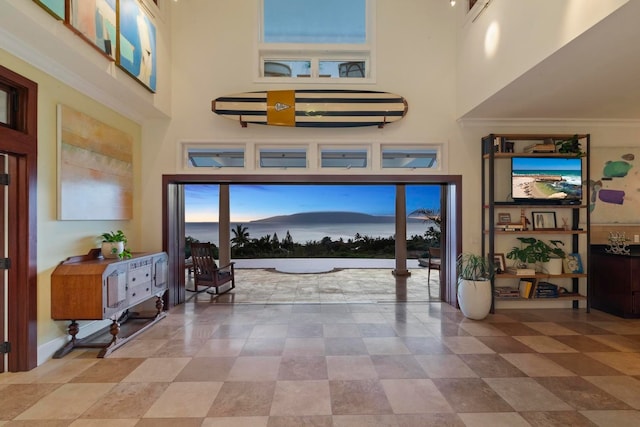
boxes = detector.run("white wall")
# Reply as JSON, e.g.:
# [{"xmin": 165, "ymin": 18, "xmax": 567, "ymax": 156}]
[
  {"xmin": 139, "ymin": 0, "xmax": 464, "ymax": 251},
  {"xmin": 456, "ymin": 0, "xmax": 628, "ymax": 117}
]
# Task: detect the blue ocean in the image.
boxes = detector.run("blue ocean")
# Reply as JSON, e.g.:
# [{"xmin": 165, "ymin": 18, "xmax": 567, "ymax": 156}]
[{"xmin": 185, "ymin": 221, "xmax": 430, "ymax": 245}]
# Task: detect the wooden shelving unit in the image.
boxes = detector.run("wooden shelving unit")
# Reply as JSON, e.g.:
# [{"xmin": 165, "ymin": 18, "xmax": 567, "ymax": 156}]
[{"xmin": 481, "ymin": 134, "xmax": 591, "ymax": 312}]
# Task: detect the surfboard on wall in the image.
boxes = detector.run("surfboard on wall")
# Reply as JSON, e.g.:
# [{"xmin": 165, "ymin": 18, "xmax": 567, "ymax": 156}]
[{"xmin": 211, "ymin": 89, "xmax": 408, "ymax": 128}]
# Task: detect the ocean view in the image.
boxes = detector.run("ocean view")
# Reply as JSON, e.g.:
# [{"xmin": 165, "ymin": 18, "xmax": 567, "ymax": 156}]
[{"xmin": 185, "ymin": 220, "xmax": 430, "ymax": 245}]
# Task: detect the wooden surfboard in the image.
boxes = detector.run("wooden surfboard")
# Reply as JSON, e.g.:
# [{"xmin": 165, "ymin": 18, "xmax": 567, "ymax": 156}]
[{"xmin": 212, "ymin": 89, "xmax": 408, "ymax": 128}]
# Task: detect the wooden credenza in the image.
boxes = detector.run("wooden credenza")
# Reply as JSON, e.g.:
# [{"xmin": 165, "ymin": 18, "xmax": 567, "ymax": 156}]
[
  {"xmin": 51, "ymin": 249, "xmax": 168, "ymax": 357},
  {"xmin": 590, "ymin": 245, "xmax": 640, "ymax": 318}
]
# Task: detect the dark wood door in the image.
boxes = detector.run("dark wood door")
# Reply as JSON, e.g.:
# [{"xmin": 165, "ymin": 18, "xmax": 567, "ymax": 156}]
[{"xmin": 0, "ymin": 154, "xmax": 5, "ymax": 373}]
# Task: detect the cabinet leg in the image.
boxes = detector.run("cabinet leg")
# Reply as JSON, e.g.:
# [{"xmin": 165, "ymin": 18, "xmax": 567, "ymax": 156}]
[
  {"xmin": 52, "ymin": 320, "xmax": 80, "ymax": 358},
  {"xmin": 97, "ymin": 319, "xmax": 121, "ymax": 358},
  {"xmin": 155, "ymin": 295, "xmax": 164, "ymax": 316}
]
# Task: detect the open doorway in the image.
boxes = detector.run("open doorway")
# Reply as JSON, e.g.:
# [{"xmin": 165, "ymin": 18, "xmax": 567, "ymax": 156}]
[{"xmin": 163, "ymin": 175, "xmax": 462, "ymax": 309}]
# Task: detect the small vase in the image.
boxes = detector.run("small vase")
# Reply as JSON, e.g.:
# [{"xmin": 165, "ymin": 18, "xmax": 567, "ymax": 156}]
[
  {"xmin": 542, "ymin": 257, "xmax": 563, "ymax": 275},
  {"xmin": 102, "ymin": 242, "xmax": 124, "ymax": 259}
]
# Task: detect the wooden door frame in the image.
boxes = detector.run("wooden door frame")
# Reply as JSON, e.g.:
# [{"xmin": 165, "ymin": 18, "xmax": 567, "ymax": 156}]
[
  {"xmin": 162, "ymin": 174, "xmax": 462, "ymax": 309},
  {"xmin": 0, "ymin": 65, "xmax": 38, "ymax": 372}
]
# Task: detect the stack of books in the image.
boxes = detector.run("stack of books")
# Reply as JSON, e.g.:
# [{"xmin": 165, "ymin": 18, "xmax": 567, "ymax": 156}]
[
  {"xmin": 507, "ymin": 266, "xmax": 536, "ymax": 275},
  {"xmin": 535, "ymin": 281, "xmax": 559, "ymax": 298},
  {"xmin": 494, "ymin": 287, "xmax": 520, "ymax": 299},
  {"xmin": 495, "ymin": 223, "xmax": 525, "ymax": 231}
]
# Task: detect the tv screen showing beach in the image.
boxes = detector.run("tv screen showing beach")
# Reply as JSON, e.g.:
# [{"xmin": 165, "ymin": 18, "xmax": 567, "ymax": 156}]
[{"xmin": 511, "ymin": 157, "xmax": 582, "ymax": 202}]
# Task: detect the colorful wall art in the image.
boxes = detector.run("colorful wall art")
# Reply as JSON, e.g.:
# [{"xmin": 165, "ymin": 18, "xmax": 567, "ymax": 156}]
[
  {"xmin": 58, "ymin": 104, "xmax": 133, "ymax": 220},
  {"xmin": 34, "ymin": 0, "xmax": 65, "ymax": 20},
  {"xmin": 590, "ymin": 147, "xmax": 640, "ymax": 224},
  {"xmin": 71, "ymin": 0, "xmax": 118, "ymax": 59},
  {"xmin": 118, "ymin": 0, "xmax": 157, "ymax": 92}
]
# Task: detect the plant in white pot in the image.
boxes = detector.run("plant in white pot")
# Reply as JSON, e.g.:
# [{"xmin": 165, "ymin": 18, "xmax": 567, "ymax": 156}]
[
  {"xmin": 100, "ymin": 230, "xmax": 132, "ymax": 259},
  {"xmin": 456, "ymin": 253, "xmax": 493, "ymax": 320},
  {"xmin": 506, "ymin": 237, "xmax": 565, "ymax": 274}
]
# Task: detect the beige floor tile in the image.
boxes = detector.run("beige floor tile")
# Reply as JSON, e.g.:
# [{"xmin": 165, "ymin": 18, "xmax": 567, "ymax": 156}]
[
  {"xmin": 195, "ymin": 339, "xmax": 246, "ymax": 357},
  {"xmin": 201, "ymin": 416, "xmax": 269, "ymax": 427},
  {"xmin": 15, "ymin": 383, "xmax": 115, "ymax": 420},
  {"xmin": 524, "ymin": 322, "xmax": 581, "ymax": 336},
  {"xmin": 69, "ymin": 420, "xmax": 138, "ymax": 427},
  {"xmin": 326, "ymin": 356, "xmax": 378, "ymax": 380},
  {"xmin": 500, "ymin": 353, "xmax": 575, "ymax": 377},
  {"xmin": 329, "ymin": 379, "xmax": 393, "ymax": 415},
  {"xmin": 121, "ymin": 357, "xmax": 191, "ymax": 382},
  {"xmin": 108, "ymin": 339, "xmax": 169, "ymax": 358},
  {"xmin": 513, "ymin": 335, "xmax": 580, "ymax": 353},
  {"xmin": 586, "ymin": 352, "xmax": 640, "ymax": 375},
  {"xmin": 584, "ymin": 376, "xmax": 640, "ymax": 409},
  {"xmin": 270, "ymin": 380, "xmax": 331, "ymax": 416},
  {"xmin": 458, "ymin": 322, "xmax": 507, "ymax": 337},
  {"xmin": 380, "ymin": 379, "xmax": 452, "ymax": 413},
  {"xmin": 587, "ymin": 334, "xmax": 640, "ymax": 352},
  {"xmin": 282, "ymin": 338, "xmax": 325, "ymax": 356},
  {"xmin": 457, "ymin": 412, "xmax": 531, "ymax": 427},
  {"xmin": 484, "ymin": 377, "xmax": 573, "ymax": 411},
  {"xmin": 80, "ymin": 382, "xmax": 169, "ymax": 419},
  {"xmin": 580, "ymin": 410, "xmax": 640, "ymax": 427},
  {"xmin": 440, "ymin": 336, "xmax": 495, "ymax": 354},
  {"xmin": 227, "ymin": 356, "xmax": 281, "ymax": 381},
  {"xmin": 363, "ymin": 338, "xmax": 411, "ymax": 355},
  {"xmin": 331, "ymin": 414, "xmax": 400, "ymax": 427},
  {"xmin": 144, "ymin": 381, "xmax": 223, "ymax": 418},
  {"xmin": 414, "ymin": 354, "xmax": 477, "ymax": 378}
]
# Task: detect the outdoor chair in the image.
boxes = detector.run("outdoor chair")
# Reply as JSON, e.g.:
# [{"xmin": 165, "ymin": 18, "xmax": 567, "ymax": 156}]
[
  {"xmin": 427, "ymin": 247, "xmax": 441, "ymax": 298},
  {"xmin": 190, "ymin": 242, "xmax": 235, "ymax": 295}
]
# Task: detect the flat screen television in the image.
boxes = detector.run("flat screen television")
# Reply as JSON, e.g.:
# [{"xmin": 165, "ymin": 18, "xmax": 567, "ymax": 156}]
[{"xmin": 511, "ymin": 157, "xmax": 582, "ymax": 204}]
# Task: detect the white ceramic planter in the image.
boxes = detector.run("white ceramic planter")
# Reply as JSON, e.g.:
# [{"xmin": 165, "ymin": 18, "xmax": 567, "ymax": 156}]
[
  {"xmin": 542, "ymin": 257, "xmax": 563, "ymax": 275},
  {"xmin": 457, "ymin": 279, "xmax": 492, "ymax": 320},
  {"xmin": 102, "ymin": 241, "xmax": 124, "ymax": 259}
]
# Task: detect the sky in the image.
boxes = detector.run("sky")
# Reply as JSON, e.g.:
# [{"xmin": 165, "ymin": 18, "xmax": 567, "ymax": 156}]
[
  {"xmin": 512, "ymin": 157, "xmax": 582, "ymax": 171},
  {"xmin": 185, "ymin": 184, "xmax": 440, "ymax": 222}
]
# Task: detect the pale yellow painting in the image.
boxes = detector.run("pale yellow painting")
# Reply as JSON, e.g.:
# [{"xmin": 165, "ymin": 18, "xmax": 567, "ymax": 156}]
[{"xmin": 58, "ymin": 104, "xmax": 133, "ymax": 220}]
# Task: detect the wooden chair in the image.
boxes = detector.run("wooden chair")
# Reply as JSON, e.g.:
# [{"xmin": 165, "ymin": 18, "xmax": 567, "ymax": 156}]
[
  {"xmin": 427, "ymin": 247, "xmax": 441, "ymax": 298},
  {"xmin": 190, "ymin": 243, "xmax": 235, "ymax": 295}
]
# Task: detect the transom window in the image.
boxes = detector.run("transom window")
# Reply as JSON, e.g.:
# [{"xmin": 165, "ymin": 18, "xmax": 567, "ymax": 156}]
[
  {"xmin": 187, "ymin": 148, "xmax": 245, "ymax": 168},
  {"xmin": 321, "ymin": 148, "xmax": 368, "ymax": 168},
  {"xmin": 382, "ymin": 148, "xmax": 439, "ymax": 169},
  {"xmin": 259, "ymin": 0, "xmax": 374, "ymax": 81},
  {"xmin": 259, "ymin": 148, "xmax": 307, "ymax": 168}
]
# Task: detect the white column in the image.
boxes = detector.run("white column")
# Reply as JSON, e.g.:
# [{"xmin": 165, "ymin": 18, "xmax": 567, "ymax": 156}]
[{"xmin": 219, "ymin": 184, "xmax": 231, "ymax": 266}]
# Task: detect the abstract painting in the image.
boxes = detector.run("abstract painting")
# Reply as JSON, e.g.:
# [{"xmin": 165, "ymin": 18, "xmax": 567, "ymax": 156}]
[
  {"xmin": 70, "ymin": 0, "xmax": 118, "ymax": 59},
  {"xmin": 58, "ymin": 104, "xmax": 133, "ymax": 220},
  {"xmin": 33, "ymin": 0, "xmax": 65, "ymax": 20},
  {"xmin": 590, "ymin": 147, "xmax": 640, "ymax": 224},
  {"xmin": 118, "ymin": 0, "xmax": 157, "ymax": 92}
]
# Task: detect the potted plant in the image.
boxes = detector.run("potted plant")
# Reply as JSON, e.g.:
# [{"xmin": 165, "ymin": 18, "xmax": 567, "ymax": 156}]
[
  {"xmin": 456, "ymin": 253, "xmax": 493, "ymax": 320},
  {"xmin": 506, "ymin": 237, "xmax": 565, "ymax": 274},
  {"xmin": 554, "ymin": 134, "xmax": 584, "ymax": 156},
  {"xmin": 100, "ymin": 230, "xmax": 132, "ymax": 259}
]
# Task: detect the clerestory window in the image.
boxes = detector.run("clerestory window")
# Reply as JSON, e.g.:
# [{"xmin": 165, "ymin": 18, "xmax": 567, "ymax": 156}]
[{"xmin": 258, "ymin": 0, "xmax": 375, "ymax": 82}]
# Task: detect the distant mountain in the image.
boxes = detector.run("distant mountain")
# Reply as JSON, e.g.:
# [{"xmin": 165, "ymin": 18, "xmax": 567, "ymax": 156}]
[{"xmin": 250, "ymin": 211, "xmax": 423, "ymax": 225}]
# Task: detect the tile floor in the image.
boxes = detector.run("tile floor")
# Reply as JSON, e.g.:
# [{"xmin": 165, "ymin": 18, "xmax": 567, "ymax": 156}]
[{"xmin": 2, "ymin": 268, "xmax": 640, "ymax": 426}]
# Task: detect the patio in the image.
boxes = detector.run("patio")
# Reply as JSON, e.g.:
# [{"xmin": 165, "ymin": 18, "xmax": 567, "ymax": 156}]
[{"xmin": 186, "ymin": 259, "xmax": 441, "ymax": 304}]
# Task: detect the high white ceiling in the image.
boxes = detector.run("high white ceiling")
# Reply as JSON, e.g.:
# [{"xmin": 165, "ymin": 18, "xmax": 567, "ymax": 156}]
[{"xmin": 461, "ymin": 0, "xmax": 640, "ymax": 121}]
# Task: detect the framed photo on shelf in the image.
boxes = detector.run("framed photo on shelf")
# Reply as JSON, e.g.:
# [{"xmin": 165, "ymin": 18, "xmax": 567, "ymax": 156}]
[
  {"xmin": 531, "ymin": 211, "xmax": 557, "ymax": 230},
  {"xmin": 493, "ymin": 253, "xmax": 506, "ymax": 274},
  {"xmin": 563, "ymin": 253, "xmax": 584, "ymax": 274},
  {"xmin": 497, "ymin": 212, "xmax": 511, "ymax": 225}
]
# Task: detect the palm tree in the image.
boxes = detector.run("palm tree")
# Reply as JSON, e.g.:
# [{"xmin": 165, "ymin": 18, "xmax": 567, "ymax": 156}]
[
  {"xmin": 409, "ymin": 208, "xmax": 441, "ymax": 247},
  {"xmin": 230, "ymin": 224, "xmax": 250, "ymax": 248}
]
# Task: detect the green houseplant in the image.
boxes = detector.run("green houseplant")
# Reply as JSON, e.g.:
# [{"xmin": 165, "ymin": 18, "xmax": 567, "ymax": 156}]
[
  {"xmin": 506, "ymin": 237, "xmax": 565, "ymax": 273},
  {"xmin": 100, "ymin": 230, "xmax": 132, "ymax": 259},
  {"xmin": 456, "ymin": 253, "xmax": 493, "ymax": 320}
]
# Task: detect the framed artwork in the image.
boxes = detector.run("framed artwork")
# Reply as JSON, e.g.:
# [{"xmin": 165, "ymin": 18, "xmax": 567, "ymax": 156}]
[
  {"xmin": 497, "ymin": 212, "xmax": 511, "ymax": 225},
  {"xmin": 531, "ymin": 211, "xmax": 556, "ymax": 230},
  {"xmin": 118, "ymin": 0, "xmax": 157, "ymax": 92},
  {"xmin": 590, "ymin": 147, "xmax": 639, "ymax": 224},
  {"xmin": 493, "ymin": 253, "xmax": 506, "ymax": 274},
  {"xmin": 58, "ymin": 104, "xmax": 133, "ymax": 220},
  {"xmin": 70, "ymin": 0, "xmax": 118, "ymax": 59},
  {"xmin": 563, "ymin": 253, "xmax": 584, "ymax": 274},
  {"xmin": 34, "ymin": 0, "xmax": 65, "ymax": 20}
]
